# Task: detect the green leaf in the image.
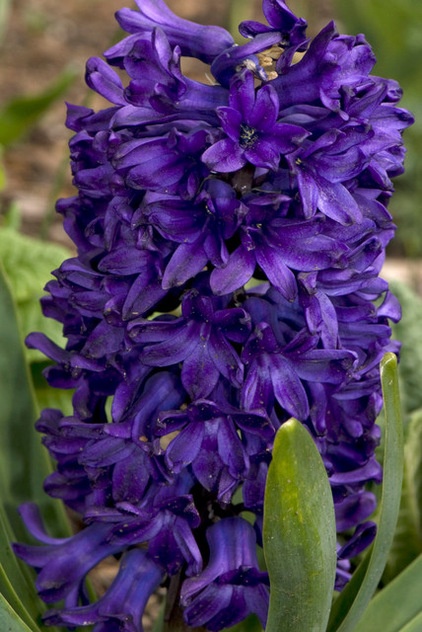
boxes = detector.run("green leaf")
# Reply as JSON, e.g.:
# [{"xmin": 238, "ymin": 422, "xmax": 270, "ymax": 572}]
[
  {"xmin": 382, "ymin": 408, "xmax": 422, "ymax": 583},
  {"xmin": 0, "ymin": 592, "xmax": 39, "ymax": 632},
  {"xmin": 353, "ymin": 554, "xmax": 422, "ymax": 631},
  {"xmin": 0, "ymin": 261, "xmax": 70, "ymax": 632},
  {"xmin": 0, "ymin": 260, "xmax": 70, "ymax": 537},
  {"xmin": 0, "ymin": 227, "xmax": 70, "ymax": 364},
  {"xmin": 400, "ymin": 612, "xmax": 422, "ymax": 632},
  {"xmin": 327, "ymin": 353, "xmax": 404, "ymax": 632},
  {"xmin": 0, "ymin": 70, "xmax": 75, "ymax": 146},
  {"xmin": 0, "ymin": 505, "xmax": 42, "ymax": 630},
  {"xmin": 390, "ymin": 281, "xmax": 422, "ymax": 415},
  {"xmin": 263, "ymin": 418, "xmax": 337, "ymax": 632}
]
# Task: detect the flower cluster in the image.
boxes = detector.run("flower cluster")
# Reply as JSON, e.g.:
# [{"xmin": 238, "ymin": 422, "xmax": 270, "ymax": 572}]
[{"xmin": 15, "ymin": 0, "xmax": 412, "ymax": 630}]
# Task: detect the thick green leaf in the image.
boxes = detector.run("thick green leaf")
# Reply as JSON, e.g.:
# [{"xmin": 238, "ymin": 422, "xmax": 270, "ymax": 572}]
[
  {"xmin": 327, "ymin": 353, "xmax": 404, "ymax": 632},
  {"xmin": 383, "ymin": 408, "xmax": 422, "ymax": 583},
  {"xmin": 0, "ymin": 592, "xmax": 38, "ymax": 632},
  {"xmin": 353, "ymin": 553, "xmax": 422, "ymax": 631},
  {"xmin": 400, "ymin": 612, "xmax": 422, "ymax": 632},
  {"xmin": 263, "ymin": 418, "xmax": 337, "ymax": 632},
  {"xmin": 0, "ymin": 70, "xmax": 75, "ymax": 146}
]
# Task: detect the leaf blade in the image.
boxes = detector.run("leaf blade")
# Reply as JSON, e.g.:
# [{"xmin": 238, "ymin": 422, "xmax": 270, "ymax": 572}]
[
  {"xmin": 0, "ymin": 592, "xmax": 39, "ymax": 632},
  {"xmin": 263, "ymin": 418, "xmax": 337, "ymax": 632},
  {"xmin": 353, "ymin": 553, "xmax": 422, "ymax": 632}
]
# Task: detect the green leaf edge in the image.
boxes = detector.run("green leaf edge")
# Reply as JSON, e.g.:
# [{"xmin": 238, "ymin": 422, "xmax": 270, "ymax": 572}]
[
  {"xmin": 353, "ymin": 553, "xmax": 422, "ymax": 632},
  {"xmin": 0, "ymin": 592, "xmax": 39, "ymax": 632},
  {"xmin": 327, "ymin": 352, "xmax": 404, "ymax": 632}
]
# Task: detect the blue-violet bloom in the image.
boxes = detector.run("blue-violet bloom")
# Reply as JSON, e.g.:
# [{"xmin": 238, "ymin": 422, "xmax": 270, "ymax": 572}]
[{"xmin": 15, "ymin": 0, "xmax": 413, "ymax": 629}]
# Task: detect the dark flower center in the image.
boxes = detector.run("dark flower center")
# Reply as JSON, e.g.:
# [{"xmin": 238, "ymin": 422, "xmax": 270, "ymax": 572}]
[{"xmin": 239, "ymin": 124, "xmax": 259, "ymax": 149}]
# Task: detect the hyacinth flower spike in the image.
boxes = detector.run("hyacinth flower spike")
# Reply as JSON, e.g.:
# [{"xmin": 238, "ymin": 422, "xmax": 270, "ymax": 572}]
[{"xmin": 14, "ymin": 0, "xmax": 412, "ymax": 630}]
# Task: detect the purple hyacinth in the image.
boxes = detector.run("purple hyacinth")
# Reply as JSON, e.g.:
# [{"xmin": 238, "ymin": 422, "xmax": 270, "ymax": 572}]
[{"xmin": 15, "ymin": 0, "xmax": 412, "ymax": 630}]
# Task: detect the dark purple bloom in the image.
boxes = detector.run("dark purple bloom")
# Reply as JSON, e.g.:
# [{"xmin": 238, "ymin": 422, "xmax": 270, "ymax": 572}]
[
  {"xmin": 14, "ymin": 504, "xmax": 124, "ymax": 606},
  {"xmin": 115, "ymin": 0, "xmax": 234, "ymax": 64},
  {"xmin": 181, "ymin": 518, "xmax": 270, "ymax": 630},
  {"xmin": 239, "ymin": 0, "xmax": 308, "ymax": 50},
  {"xmin": 202, "ymin": 70, "xmax": 308, "ymax": 172},
  {"xmin": 43, "ymin": 549, "xmax": 163, "ymax": 632},
  {"xmin": 16, "ymin": 0, "xmax": 412, "ymax": 630}
]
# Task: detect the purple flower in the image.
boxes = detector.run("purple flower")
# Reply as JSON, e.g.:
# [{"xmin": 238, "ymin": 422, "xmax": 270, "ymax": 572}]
[
  {"xmin": 239, "ymin": 0, "xmax": 308, "ymax": 49},
  {"xmin": 157, "ymin": 399, "xmax": 272, "ymax": 503},
  {"xmin": 202, "ymin": 70, "xmax": 308, "ymax": 172},
  {"xmin": 115, "ymin": 0, "xmax": 234, "ymax": 64},
  {"xmin": 181, "ymin": 518, "xmax": 269, "ymax": 630},
  {"xmin": 16, "ymin": 0, "xmax": 412, "ymax": 629},
  {"xmin": 128, "ymin": 286, "xmax": 251, "ymax": 399},
  {"xmin": 14, "ymin": 504, "xmax": 124, "ymax": 606},
  {"xmin": 43, "ymin": 549, "xmax": 163, "ymax": 632}
]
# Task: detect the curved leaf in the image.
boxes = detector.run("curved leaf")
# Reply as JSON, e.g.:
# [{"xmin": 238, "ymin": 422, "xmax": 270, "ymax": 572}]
[
  {"xmin": 263, "ymin": 418, "xmax": 337, "ymax": 632},
  {"xmin": 353, "ymin": 553, "xmax": 422, "ymax": 632},
  {"xmin": 383, "ymin": 407, "xmax": 422, "ymax": 583},
  {"xmin": 0, "ymin": 259, "xmax": 69, "ymax": 538},
  {"xmin": 0, "ymin": 506, "xmax": 41, "ymax": 630},
  {"xmin": 0, "ymin": 592, "xmax": 38, "ymax": 632},
  {"xmin": 327, "ymin": 353, "xmax": 404, "ymax": 632},
  {"xmin": 390, "ymin": 281, "xmax": 422, "ymax": 415},
  {"xmin": 0, "ymin": 261, "xmax": 70, "ymax": 631},
  {"xmin": 0, "ymin": 227, "xmax": 70, "ymax": 364},
  {"xmin": 400, "ymin": 612, "xmax": 422, "ymax": 632}
]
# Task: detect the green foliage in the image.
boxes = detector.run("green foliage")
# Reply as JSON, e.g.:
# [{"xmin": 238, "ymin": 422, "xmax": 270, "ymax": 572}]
[
  {"xmin": 263, "ymin": 418, "xmax": 337, "ymax": 632},
  {"xmin": 0, "ymin": 227, "xmax": 70, "ymax": 364},
  {"xmin": 327, "ymin": 354, "xmax": 403, "ymax": 632},
  {"xmin": 0, "ymin": 261, "xmax": 73, "ymax": 631},
  {"xmin": 0, "ymin": 147, "xmax": 6, "ymax": 191},
  {"xmin": 0, "ymin": 70, "xmax": 75, "ymax": 147},
  {"xmin": 0, "ymin": 592, "xmax": 36, "ymax": 632},
  {"xmin": 390, "ymin": 281, "xmax": 422, "ymax": 415},
  {"xmin": 353, "ymin": 554, "xmax": 422, "ymax": 632},
  {"xmin": 383, "ymin": 408, "xmax": 422, "ymax": 582},
  {"xmin": 0, "ymin": 224, "xmax": 75, "ymax": 414}
]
